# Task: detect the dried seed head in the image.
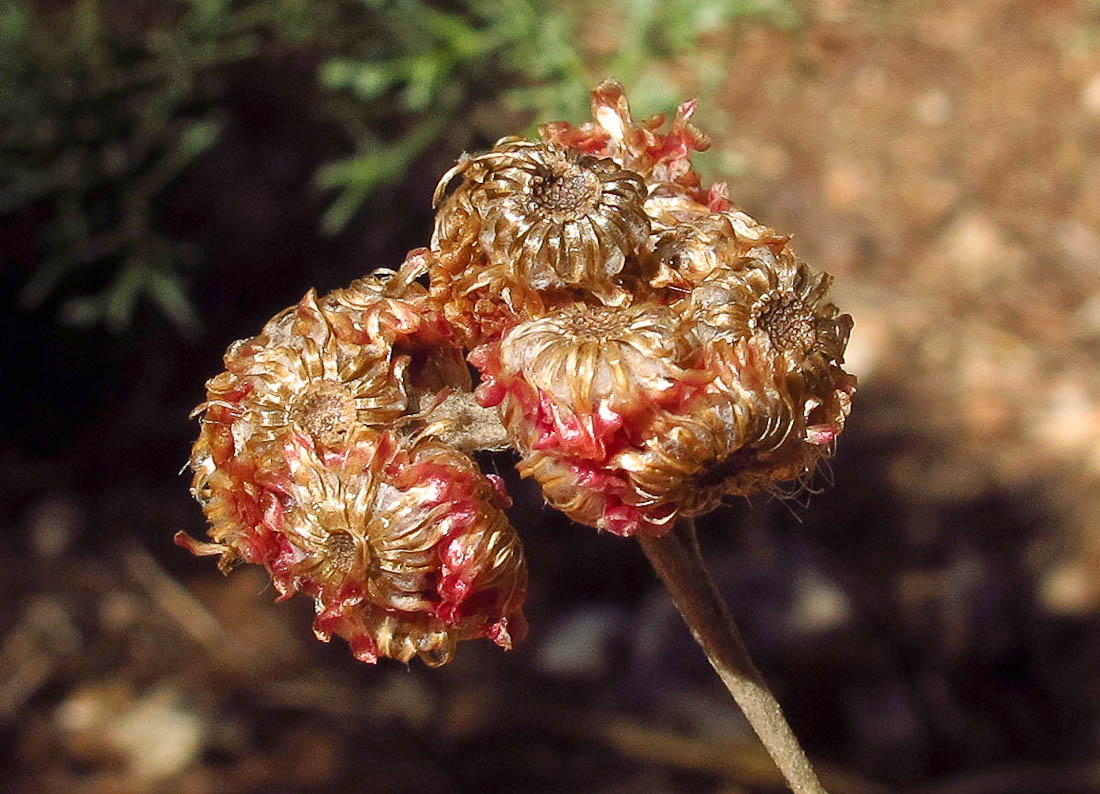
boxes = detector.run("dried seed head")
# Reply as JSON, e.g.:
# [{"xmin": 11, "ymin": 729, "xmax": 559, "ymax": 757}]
[
  {"xmin": 191, "ymin": 288, "xmax": 411, "ymax": 468},
  {"xmin": 183, "ymin": 261, "xmax": 526, "ymax": 665},
  {"xmin": 185, "ymin": 426, "xmax": 528, "ymax": 667},
  {"xmin": 473, "ymin": 242, "xmax": 854, "ymax": 536},
  {"xmin": 497, "ymin": 302, "xmax": 696, "ymax": 421},
  {"xmin": 320, "ymin": 251, "xmax": 459, "ymax": 350},
  {"xmin": 275, "ymin": 430, "xmax": 528, "ymax": 665},
  {"xmin": 433, "ymin": 138, "xmax": 650, "ymax": 305},
  {"xmin": 689, "ymin": 247, "xmax": 853, "ymax": 373},
  {"xmin": 324, "ymin": 280, "xmax": 473, "ymax": 412},
  {"xmin": 613, "ymin": 336, "xmax": 853, "ymax": 525}
]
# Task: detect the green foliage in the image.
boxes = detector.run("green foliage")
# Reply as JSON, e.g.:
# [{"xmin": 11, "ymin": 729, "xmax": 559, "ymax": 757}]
[
  {"xmin": 317, "ymin": 0, "xmax": 800, "ymax": 233},
  {"xmin": 0, "ymin": 0, "xmax": 350, "ymax": 331},
  {"xmin": 2, "ymin": 0, "xmax": 798, "ymax": 331},
  {"xmin": 1, "ymin": 0, "xmax": 251, "ymax": 331}
]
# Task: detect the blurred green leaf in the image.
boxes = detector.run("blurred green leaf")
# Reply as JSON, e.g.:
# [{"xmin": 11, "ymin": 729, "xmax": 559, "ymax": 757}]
[
  {"xmin": 317, "ymin": 115, "xmax": 444, "ymax": 233},
  {"xmin": 608, "ymin": 0, "xmax": 658, "ymax": 85},
  {"xmin": 0, "ymin": 0, "xmax": 28, "ymax": 43},
  {"xmin": 103, "ymin": 259, "xmax": 145, "ymax": 331},
  {"xmin": 402, "ymin": 55, "xmax": 447, "ymax": 110},
  {"xmin": 72, "ymin": 0, "xmax": 104, "ymax": 54},
  {"xmin": 145, "ymin": 257, "xmax": 200, "ymax": 334},
  {"xmin": 171, "ymin": 118, "xmax": 224, "ymax": 170},
  {"xmin": 190, "ymin": 0, "xmax": 229, "ymax": 27}
]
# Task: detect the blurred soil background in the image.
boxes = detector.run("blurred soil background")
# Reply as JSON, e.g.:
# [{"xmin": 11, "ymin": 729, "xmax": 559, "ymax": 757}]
[{"xmin": 3, "ymin": 0, "xmax": 1100, "ymax": 791}]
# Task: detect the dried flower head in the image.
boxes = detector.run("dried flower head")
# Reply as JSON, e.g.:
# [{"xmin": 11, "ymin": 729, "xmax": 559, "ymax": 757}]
[
  {"xmin": 433, "ymin": 137, "xmax": 650, "ymax": 305},
  {"xmin": 688, "ymin": 247, "xmax": 853, "ymax": 378},
  {"xmin": 322, "ymin": 255, "xmax": 473, "ymax": 412},
  {"xmin": 473, "ymin": 241, "xmax": 854, "ymax": 537},
  {"xmin": 613, "ymin": 337, "xmax": 853, "ymax": 525},
  {"xmin": 184, "ymin": 427, "xmax": 527, "ymax": 666},
  {"xmin": 497, "ymin": 302, "xmax": 696, "ymax": 418},
  {"xmin": 284, "ymin": 429, "xmax": 526, "ymax": 666},
  {"xmin": 644, "ymin": 211, "xmax": 790, "ymax": 288},
  {"xmin": 182, "ymin": 260, "xmax": 527, "ymax": 665},
  {"xmin": 183, "ymin": 286, "xmax": 411, "ymax": 575},
  {"xmin": 194, "ymin": 291, "xmax": 408, "ymax": 461}
]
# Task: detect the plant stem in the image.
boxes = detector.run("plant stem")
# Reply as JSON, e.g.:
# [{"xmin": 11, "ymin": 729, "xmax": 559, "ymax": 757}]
[{"xmin": 638, "ymin": 519, "xmax": 829, "ymax": 794}]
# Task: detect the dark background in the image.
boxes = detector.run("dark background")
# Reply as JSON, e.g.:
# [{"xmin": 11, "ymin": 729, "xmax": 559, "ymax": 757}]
[{"xmin": 3, "ymin": 1, "xmax": 1100, "ymax": 792}]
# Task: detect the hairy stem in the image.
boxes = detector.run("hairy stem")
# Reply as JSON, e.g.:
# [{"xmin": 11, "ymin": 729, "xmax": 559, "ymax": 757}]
[{"xmin": 638, "ymin": 519, "xmax": 829, "ymax": 794}]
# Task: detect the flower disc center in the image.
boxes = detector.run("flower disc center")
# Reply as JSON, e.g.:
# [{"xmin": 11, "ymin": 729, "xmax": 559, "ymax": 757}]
[
  {"xmin": 326, "ymin": 529, "xmax": 364, "ymax": 575},
  {"xmin": 556, "ymin": 305, "xmax": 632, "ymax": 340},
  {"xmin": 303, "ymin": 528, "xmax": 370, "ymax": 590},
  {"xmin": 528, "ymin": 163, "xmax": 601, "ymax": 222},
  {"xmin": 752, "ymin": 294, "xmax": 817, "ymax": 354},
  {"xmin": 292, "ymin": 380, "xmax": 358, "ymax": 447}
]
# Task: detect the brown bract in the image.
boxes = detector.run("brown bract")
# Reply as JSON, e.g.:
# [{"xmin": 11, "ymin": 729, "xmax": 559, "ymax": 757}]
[
  {"xmin": 644, "ymin": 210, "xmax": 790, "ymax": 287},
  {"xmin": 427, "ymin": 248, "xmax": 547, "ymax": 350}
]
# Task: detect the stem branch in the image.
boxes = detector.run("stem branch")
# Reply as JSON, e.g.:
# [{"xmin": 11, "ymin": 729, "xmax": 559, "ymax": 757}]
[{"xmin": 638, "ymin": 519, "xmax": 829, "ymax": 794}]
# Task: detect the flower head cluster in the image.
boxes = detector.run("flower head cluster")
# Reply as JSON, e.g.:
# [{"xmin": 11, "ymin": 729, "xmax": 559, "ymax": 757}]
[
  {"xmin": 185, "ymin": 80, "xmax": 855, "ymax": 664},
  {"xmin": 471, "ymin": 231, "xmax": 854, "ymax": 536},
  {"xmin": 454, "ymin": 83, "xmax": 855, "ymax": 537},
  {"xmin": 182, "ymin": 253, "xmax": 527, "ymax": 665}
]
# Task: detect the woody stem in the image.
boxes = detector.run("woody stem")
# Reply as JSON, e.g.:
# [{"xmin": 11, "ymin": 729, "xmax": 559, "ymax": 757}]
[{"xmin": 638, "ymin": 519, "xmax": 829, "ymax": 794}]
